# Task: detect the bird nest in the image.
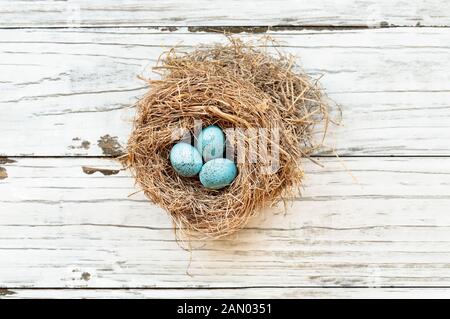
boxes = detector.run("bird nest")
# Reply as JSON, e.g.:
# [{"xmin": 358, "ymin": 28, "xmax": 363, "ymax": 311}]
[{"xmin": 125, "ymin": 37, "xmax": 331, "ymax": 239}]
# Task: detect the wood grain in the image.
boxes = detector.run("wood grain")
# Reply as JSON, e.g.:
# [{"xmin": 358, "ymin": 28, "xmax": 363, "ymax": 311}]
[
  {"xmin": 1, "ymin": 157, "xmax": 450, "ymax": 288},
  {"xmin": 0, "ymin": 0, "xmax": 449, "ymax": 28},
  {"xmin": 1, "ymin": 28, "xmax": 449, "ymax": 156},
  {"xmin": 2, "ymin": 288, "xmax": 450, "ymax": 299},
  {"xmin": 2, "ymin": 2, "xmax": 450, "ymax": 297}
]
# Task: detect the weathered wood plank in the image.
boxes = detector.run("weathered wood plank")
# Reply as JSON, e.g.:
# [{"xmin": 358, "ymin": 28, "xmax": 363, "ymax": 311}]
[
  {"xmin": 1, "ymin": 28, "xmax": 450, "ymax": 156},
  {"xmin": 2, "ymin": 288, "xmax": 450, "ymax": 299},
  {"xmin": 1, "ymin": 157, "xmax": 450, "ymax": 288},
  {"xmin": 0, "ymin": 0, "xmax": 448, "ymax": 28}
]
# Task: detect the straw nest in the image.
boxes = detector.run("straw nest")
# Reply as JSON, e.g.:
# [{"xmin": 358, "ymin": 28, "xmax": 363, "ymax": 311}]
[{"xmin": 126, "ymin": 37, "xmax": 330, "ymax": 239}]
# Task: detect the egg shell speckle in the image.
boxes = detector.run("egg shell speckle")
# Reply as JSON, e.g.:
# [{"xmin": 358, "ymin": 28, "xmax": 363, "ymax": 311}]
[
  {"xmin": 199, "ymin": 158, "xmax": 238, "ymax": 190},
  {"xmin": 170, "ymin": 143, "xmax": 203, "ymax": 177},
  {"xmin": 196, "ymin": 125, "xmax": 225, "ymax": 162}
]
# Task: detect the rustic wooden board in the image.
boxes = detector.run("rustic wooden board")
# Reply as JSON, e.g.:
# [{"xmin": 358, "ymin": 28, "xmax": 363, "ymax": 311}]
[
  {"xmin": 0, "ymin": 0, "xmax": 449, "ymax": 28},
  {"xmin": 1, "ymin": 157, "xmax": 450, "ymax": 288},
  {"xmin": 2, "ymin": 1, "xmax": 450, "ymax": 298},
  {"xmin": 1, "ymin": 28, "xmax": 450, "ymax": 156},
  {"xmin": 2, "ymin": 288, "xmax": 450, "ymax": 299}
]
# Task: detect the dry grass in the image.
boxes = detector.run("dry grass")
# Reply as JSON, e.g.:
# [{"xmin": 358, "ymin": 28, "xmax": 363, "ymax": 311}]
[{"xmin": 125, "ymin": 36, "xmax": 331, "ymax": 239}]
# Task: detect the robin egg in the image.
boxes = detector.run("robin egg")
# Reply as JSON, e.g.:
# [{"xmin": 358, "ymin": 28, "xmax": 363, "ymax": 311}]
[
  {"xmin": 196, "ymin": 125, "xmax": 225, "ymax": 162},
  {"xmin": 169, "ymin": 142, "xmax": 203, "ymax": 177},
  {"xmin": 199, "ymin": 158, "xmax": 238, "ymax": 190}
]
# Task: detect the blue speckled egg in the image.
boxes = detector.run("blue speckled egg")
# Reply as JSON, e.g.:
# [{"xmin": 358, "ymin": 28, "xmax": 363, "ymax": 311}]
[
  {"xmin": 170, "ymin": 143, "xmax": 203, "ymax": 177},
  {"xmin": 199, "ymin": 158, "xmax": 238, "ymax": 190},
  {"xmin": 196, "ymin": 125, "xmax": 225, "ymax": 162}
]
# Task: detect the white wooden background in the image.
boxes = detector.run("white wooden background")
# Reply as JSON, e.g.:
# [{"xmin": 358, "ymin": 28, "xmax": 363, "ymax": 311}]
[{"xmin": 1, "ymin": 0, "xmax": 450, "ymax": 299}]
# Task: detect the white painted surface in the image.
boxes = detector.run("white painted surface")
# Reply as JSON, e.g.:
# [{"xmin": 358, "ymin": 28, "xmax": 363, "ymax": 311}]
[
  {"xmin": 3, "ymin": 288, "xmax": 450, "ymax": 299},
  {"xmin": 1, "ymin": 28, "xmax": 450, "ymax": 156},
  {"xmin": 1, "ymin": 0, "xmax": 449, "ymax": 298},
  {"xmin": 0, "ymin": 0, "xmax": 448, "ymax": 27},
  {"xmin": 1, "ymin": 157, "xmax": 450, "ymax": 289}
]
